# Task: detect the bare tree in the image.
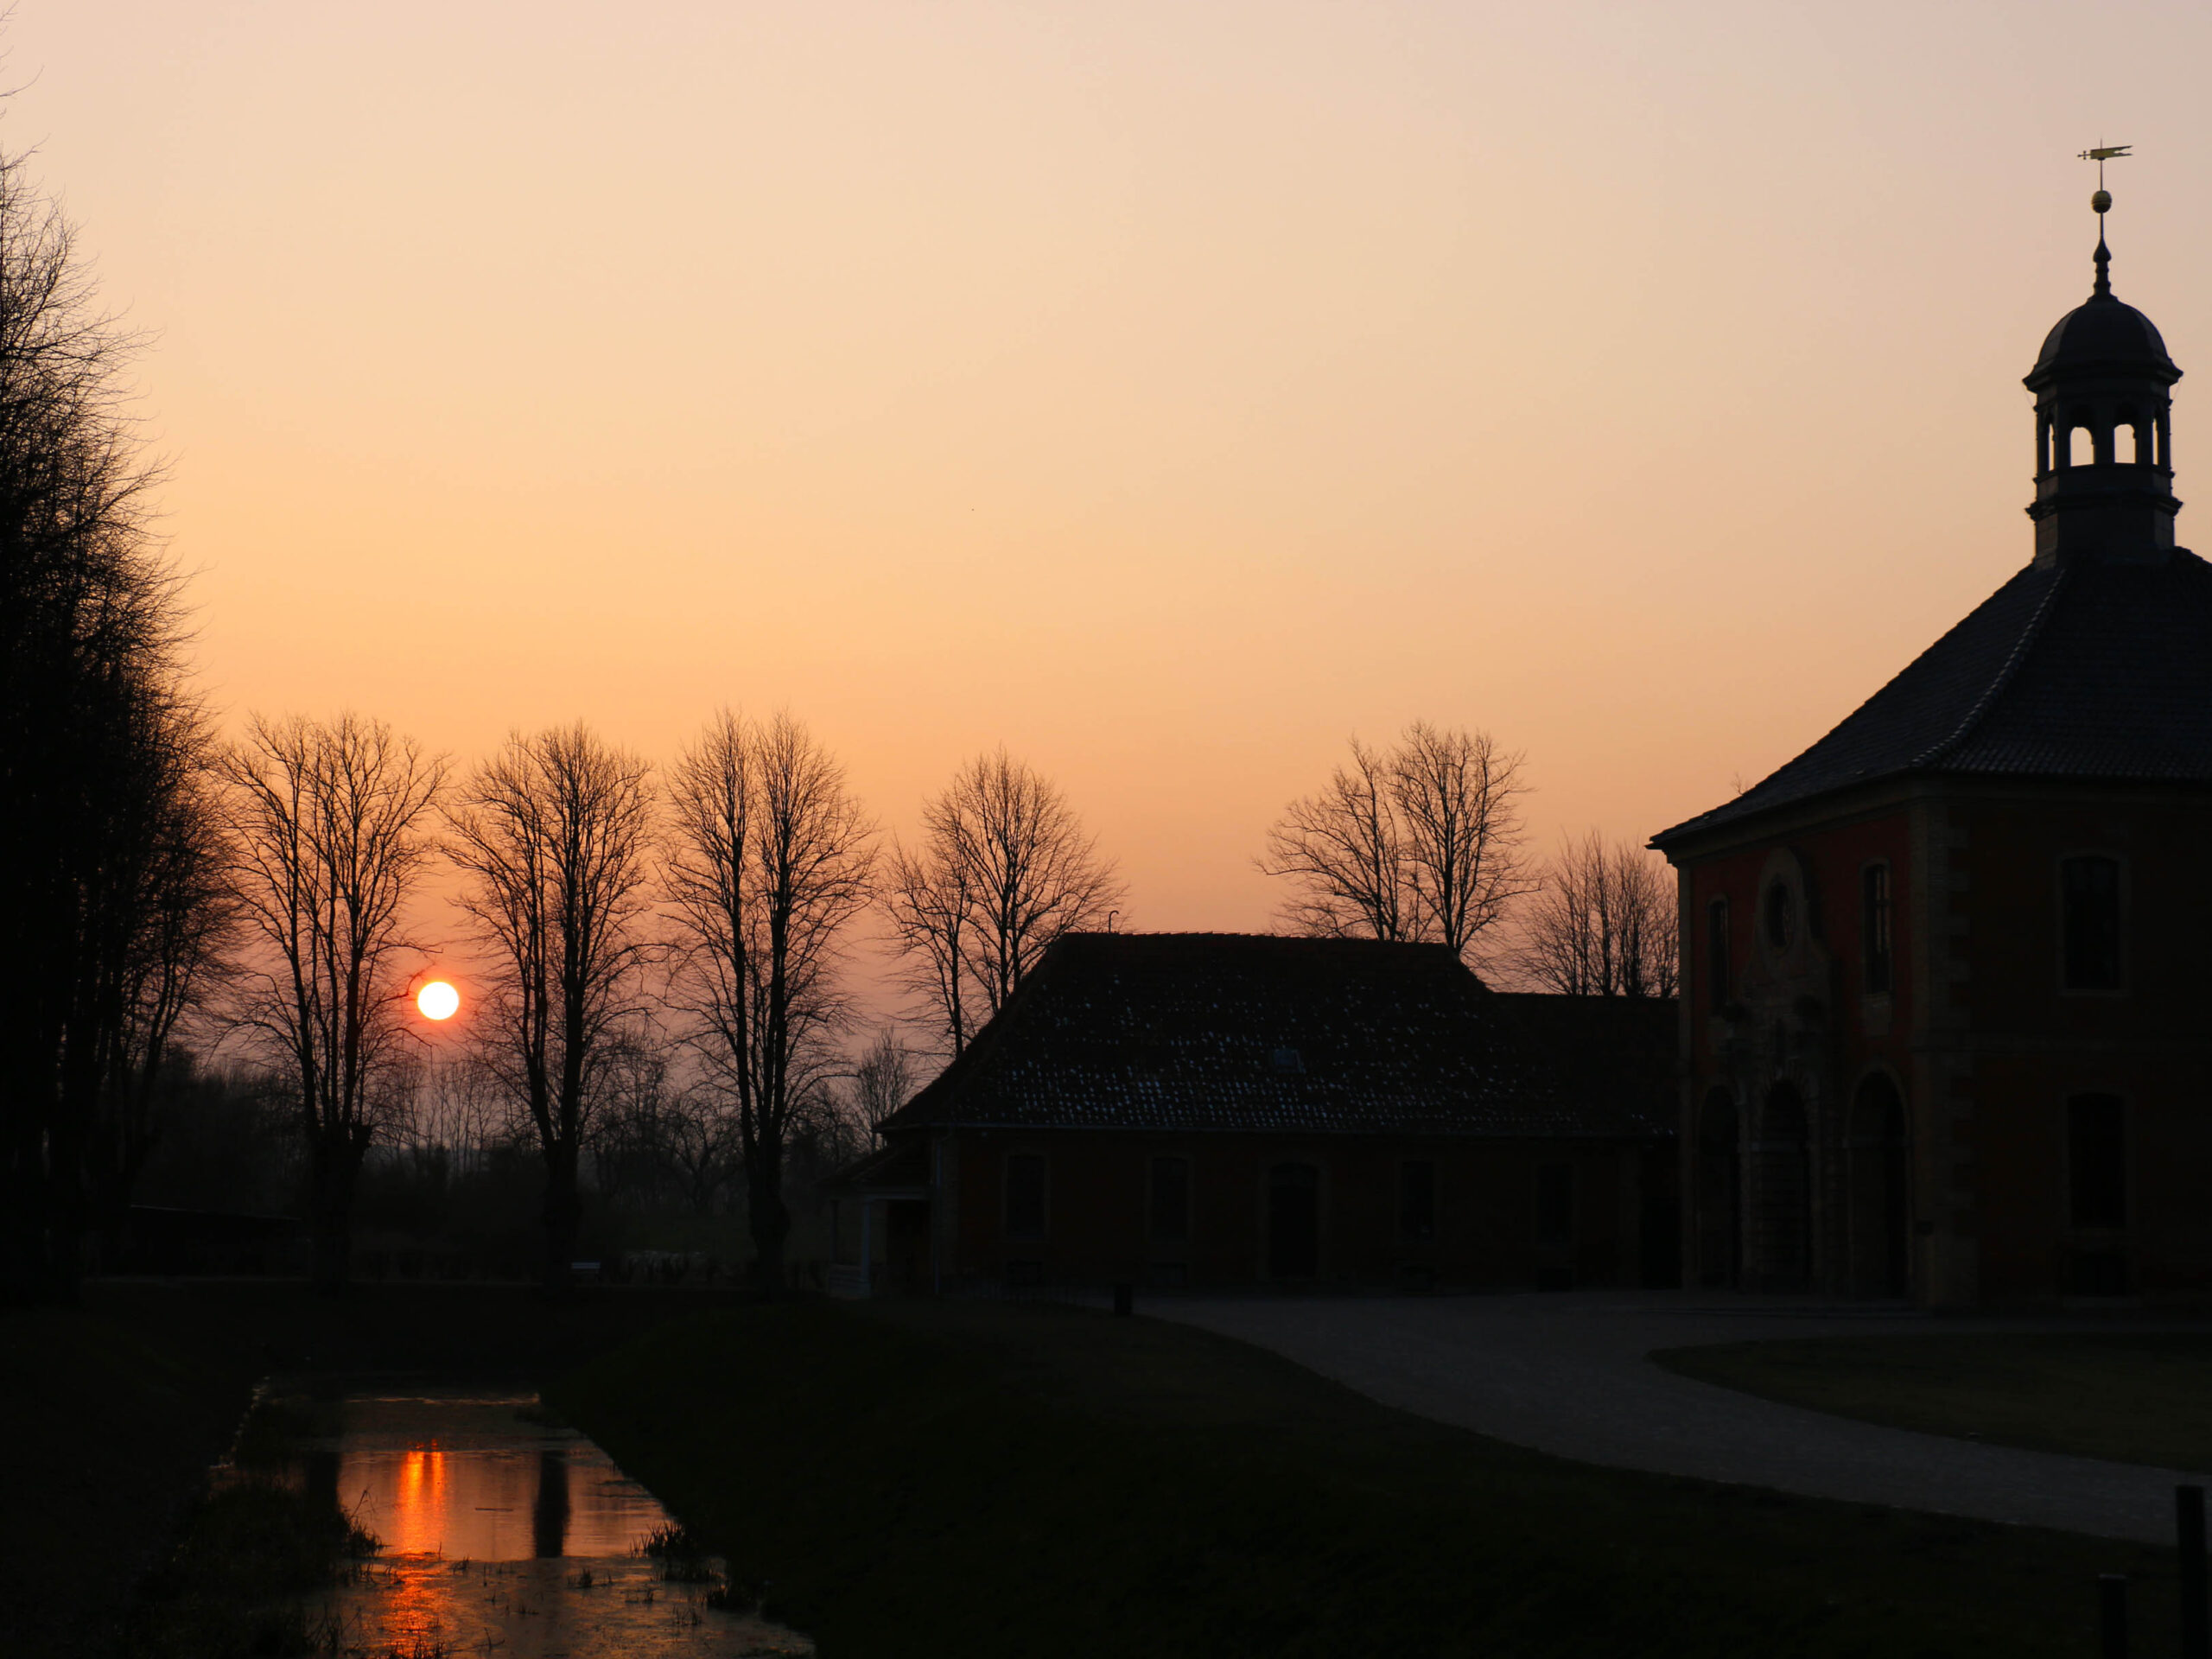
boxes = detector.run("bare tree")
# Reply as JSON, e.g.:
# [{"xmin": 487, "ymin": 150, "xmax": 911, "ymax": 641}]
[
  {"xmin": 0, "ymin": 134, "xmax": 213, "ymax": 1302},
  {"xmin": 851, "ymin": 1027, "xmax": 916, "ymax": 1128},
  {"xmin": 84, "ymin": 707, "xmax": 239, "ymax": 1256},
  {"xmin": 664, "ymin": 710, "xmax": 875, "ymax": 1294},
  {"xmin": 219, "ymin": 713, "xmax": 447, "ymax": 1294},
  {"xmin": 886, "ymin": 748, "xmax": 1124, "ymax": 1058},
  {"xmin": 1259, "ymin": 721, "xmax": 1532, "ymax": 967},
  {"xmin": 447, "ymin": 722, "xmax": 657, "ymax": 1294},
  {"xmin": 1515, "ymin": 831, "xmax": 1679, "ymax": 998},
  {"xmin": 1256, "ymin": 737, "xmax": 1408, "ymax": 942}
]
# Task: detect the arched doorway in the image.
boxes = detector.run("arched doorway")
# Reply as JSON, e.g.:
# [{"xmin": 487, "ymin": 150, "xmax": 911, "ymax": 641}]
[
  {"xmin": 1755, "ymin": 1084, "xmax": 1811, "ymax": 1290},
  {"xmin": 1848, "ymin": 1075, "xmax": 1910, "ymax": 1298},
  {"xmin": 1268, "ymin": 1163, "xmax": 1319, "ymax": 1279},
  {"xmin": 1696, "ymin": 1089, "xmax": 1741, "ymax": 1287}
]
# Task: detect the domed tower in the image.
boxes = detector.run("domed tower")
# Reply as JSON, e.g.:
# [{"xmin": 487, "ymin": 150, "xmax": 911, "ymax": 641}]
[
  {"xmin": 2024, "ymin": 195, "xmax": 2183, "ymax": 566},
  {"xmin": 1656, "ymin": 175, "xmax": 2212, "ymax": 1309}
]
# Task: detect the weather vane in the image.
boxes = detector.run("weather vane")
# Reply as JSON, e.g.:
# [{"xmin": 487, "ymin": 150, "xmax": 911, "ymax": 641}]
[{"xmin": 2080, "ymin": 143, "xmax": 2132, "ymax": 217}]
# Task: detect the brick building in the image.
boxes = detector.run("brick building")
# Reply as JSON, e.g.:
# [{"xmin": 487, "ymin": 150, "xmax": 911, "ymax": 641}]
[
  {"xmin": 1651, "ymin": 210, "xmax": 2212, "ymax": 1306},
  {"xmin": 826, "ymin": 932, "xmax": 1674, "ymax": 1295}
]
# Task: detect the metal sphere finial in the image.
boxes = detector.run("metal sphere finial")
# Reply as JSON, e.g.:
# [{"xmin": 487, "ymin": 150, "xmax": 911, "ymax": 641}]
[{"xmin": 2093, "ymin": 188, "xmax": 2113, "ymax": 214}]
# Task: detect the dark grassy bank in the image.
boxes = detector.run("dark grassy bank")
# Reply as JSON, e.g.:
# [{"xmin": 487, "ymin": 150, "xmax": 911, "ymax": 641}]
[
  {"xmin": 1656, "ymin": 1332, "xmax": 2212, "ymax": 1471},
  {"xmin": 1, "ymin": 1280, "xmax": 724, "ymax": 1658},
  {"xmin": 550, "ymin": 1300, "xmax": 2183, "ymax": 1659}
]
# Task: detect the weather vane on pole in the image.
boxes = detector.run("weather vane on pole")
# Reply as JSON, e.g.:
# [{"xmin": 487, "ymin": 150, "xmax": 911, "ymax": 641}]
[
  {"xmin": 2080, "ymin": 143, "xmax": 2131, "ymax": 217},
  {"xmin": 2079, "ymin": 144, "xmax": 2130, "ymax": 295}
]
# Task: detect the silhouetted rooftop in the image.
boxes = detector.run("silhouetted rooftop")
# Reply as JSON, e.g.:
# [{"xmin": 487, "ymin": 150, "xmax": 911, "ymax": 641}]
[
  {"xmin": 1654, "ymin": 550, "xmax": 2212, "ymax": 845},
  {"xmin": 879, "ymin": 933, "xmax": 1674, "ymax": 1140}
]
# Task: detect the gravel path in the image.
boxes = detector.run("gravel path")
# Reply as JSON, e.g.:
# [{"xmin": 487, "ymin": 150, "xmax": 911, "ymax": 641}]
[{"xmin": 1154, "ymin": 1292, "xmax": 2211, "ymax": 1542}]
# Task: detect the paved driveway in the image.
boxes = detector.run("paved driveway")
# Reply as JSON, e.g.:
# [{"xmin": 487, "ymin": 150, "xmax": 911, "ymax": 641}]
[{"xmin": 1154, "ymin": 1292, "xmax": 2210, "ymax": 1542}]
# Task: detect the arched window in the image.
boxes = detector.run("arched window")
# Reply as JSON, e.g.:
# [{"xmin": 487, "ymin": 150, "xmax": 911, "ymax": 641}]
[
  {"xmin": 2069, "ymin": 423, "xmax": 2096, "ymax": 467},
  {"xmin": 2118, "ymin": 407, "xmax": 2150, "ymax": 464},
  {"xmin": 1764, "ymin": 881, "xmax": 1794, "ymax": 950}
]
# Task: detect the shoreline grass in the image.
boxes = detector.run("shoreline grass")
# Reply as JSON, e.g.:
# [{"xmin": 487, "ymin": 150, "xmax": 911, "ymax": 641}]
[{"xmin": 549, "ymin": 1300, "xmax": 2183, "ymax": 1658}]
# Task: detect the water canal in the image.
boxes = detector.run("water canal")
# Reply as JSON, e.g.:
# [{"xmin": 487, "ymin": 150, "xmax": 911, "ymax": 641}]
[{"xmin": 280, "ymin": 1382, "xmax": 809, "ymax": 1658}]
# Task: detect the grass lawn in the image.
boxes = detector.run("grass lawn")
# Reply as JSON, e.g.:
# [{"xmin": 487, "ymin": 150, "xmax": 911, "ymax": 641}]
[
  {"xmin": 1655, "ymin": 1332, "xmax": 2212, "ymax": 1472},
  {"xmin": 550, "ymin": 1300, "xmax": 2184, "ymax": 1659}
]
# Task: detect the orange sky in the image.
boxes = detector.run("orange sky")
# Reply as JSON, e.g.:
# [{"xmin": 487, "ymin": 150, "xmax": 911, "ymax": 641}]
[{"xmin": 14, "ymin": 2, "xmax": 2212, "ymax": 947}]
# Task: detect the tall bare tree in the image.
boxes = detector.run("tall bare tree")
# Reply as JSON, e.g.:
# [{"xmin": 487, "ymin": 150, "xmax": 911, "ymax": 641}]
[
  {"xmin": 1515, "ymin": 831, "xmax": 1679, "ymax": 997},
  {"xmin": 0, "ymin": 134, "xmax": 216, "ymax": 1302},
  {"xmin": 447, "ymin": 722, "xmax": 657, "ymax": 1294},
  {"xmin": 664, "ymin": 710, "xmax": 875, "ymax": 1294},
  {"xmin": 885, "ymin": 748, "xmax": 1124, "ymax": 1058},
  {"xmin": 1259, "ymin": 721, "xmax": 1532, "ymax": 966},
  {"xmin": 84, "ymin": 705, "xmax": 238, "ymax": 1256},
  {"xmin": 219, "ymin": 713, "xmax": 447, "ymax": 1294}
]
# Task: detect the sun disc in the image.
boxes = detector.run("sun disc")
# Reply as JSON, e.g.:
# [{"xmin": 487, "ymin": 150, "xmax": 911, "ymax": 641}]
[{"xmin": 416, "ymin": 980, "xmax": 460, "ymax": 1021}]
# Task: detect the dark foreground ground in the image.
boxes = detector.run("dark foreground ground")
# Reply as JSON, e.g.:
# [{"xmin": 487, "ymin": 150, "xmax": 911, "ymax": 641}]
[{"xmin": 0, "ymin": 1282, "xmax": 2191, "ymax": 1657}]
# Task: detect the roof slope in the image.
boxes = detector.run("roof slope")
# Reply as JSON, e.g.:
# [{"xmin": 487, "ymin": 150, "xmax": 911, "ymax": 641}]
[
  {"xmin": 880, "ymin": 932, "xmax": 1666, "ymax": 1140},
  {"xmin": 1656, "ymin": 550, "xmax": 2212, "ymax": 844}
]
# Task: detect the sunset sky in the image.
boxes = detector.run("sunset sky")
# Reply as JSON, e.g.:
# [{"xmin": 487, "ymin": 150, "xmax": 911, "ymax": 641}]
[{"xmin": 13, "ymin": 2, "xmax": 2212, "ymax": 956}]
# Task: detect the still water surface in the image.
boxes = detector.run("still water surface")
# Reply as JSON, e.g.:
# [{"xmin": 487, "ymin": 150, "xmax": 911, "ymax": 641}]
[{"xmin": 301, "ymin": 1385, "xmax": 809, "ymax": 1658}]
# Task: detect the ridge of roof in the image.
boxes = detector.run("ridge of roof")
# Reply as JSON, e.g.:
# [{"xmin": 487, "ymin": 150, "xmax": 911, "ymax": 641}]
[{"xmin": 1910, "ymin": 558, "xmax": 2072, "ymax": 769}]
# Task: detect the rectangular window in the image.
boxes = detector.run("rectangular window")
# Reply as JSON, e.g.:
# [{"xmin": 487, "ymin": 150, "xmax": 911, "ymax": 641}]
[
  {"xmin": 1707, "ymin": 898, "xmax": 1731, "ymax": 1007},
  {"xmin": 2062, "ymin": 855, "xmax": 2123, "ymax": 990},
  {"xmin": 1399, "ymin": 1160, "xmax": 1436, "ymax": 1243},
  {"xmin": 1535, "ymin": 1163, "xmax": 1574, "ymax": 1248},
  {"xmin": 1862, "ymin": 863, "xmax": 1893, "ymax": 995},
  {"xmin": 2068, "ymin": 1095, "xmax": 2126, "ymax": 1229},
  {"xmin": 1147, "ymin": 1156, "xmax": 1190, "ymax": 1243},
  {"xmin": 1005, "ymin": 1154, "xmax": 1047, "ymax": 1241}
]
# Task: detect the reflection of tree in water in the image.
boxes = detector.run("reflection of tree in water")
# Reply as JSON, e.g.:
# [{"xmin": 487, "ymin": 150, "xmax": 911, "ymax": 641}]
[{"xmin": 532, "ymin": 1447, "xmax": 569, "ymax": 1558}]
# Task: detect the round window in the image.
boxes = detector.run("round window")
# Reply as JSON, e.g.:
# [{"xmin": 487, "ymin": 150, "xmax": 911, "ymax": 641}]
[{"xmin": 1764, "ymin": 882, "xmax": 1795, "ymax": 949}]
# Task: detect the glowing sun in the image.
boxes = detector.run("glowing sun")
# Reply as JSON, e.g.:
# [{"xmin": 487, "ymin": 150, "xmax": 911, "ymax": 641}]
[{"xmin": 416, "ymin": 981, "xmax": 461, "ymax": 1021}]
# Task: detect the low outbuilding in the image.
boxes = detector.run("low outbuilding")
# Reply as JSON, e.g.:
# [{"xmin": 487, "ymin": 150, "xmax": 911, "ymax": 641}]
[{"xmin": 827, "ymin": 932, "xmax": 1675, "ymax": 1295}]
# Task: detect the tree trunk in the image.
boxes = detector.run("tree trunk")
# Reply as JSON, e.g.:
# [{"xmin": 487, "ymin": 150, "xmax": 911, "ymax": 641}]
[
  {"xmin": 308, "ymin": 1146, "xmax": 359, "ymax": 1298},
  {"xmin": 540, "ymin": 1143, "xmax": 582, "ymax": 1298},
  {"xmin": 747, "ymin": 1167, "xmax": 791, "ymax": 1298}
]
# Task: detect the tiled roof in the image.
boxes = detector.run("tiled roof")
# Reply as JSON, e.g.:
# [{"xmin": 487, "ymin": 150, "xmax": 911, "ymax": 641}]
[
  {"xmin": 1655, "ymin": 550, "xmax": 2212, "ymax": 845},
  {"xmin": 1486, "ymin": 993, "xmax": 1677, "ymax": 1138},
  {"xmin": 879, "ymin": 933, "xmax": 1671, "ymax": 1140}
]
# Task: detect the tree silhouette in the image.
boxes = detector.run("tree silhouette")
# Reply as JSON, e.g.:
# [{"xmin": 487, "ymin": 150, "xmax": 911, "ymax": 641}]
[
  {"xmin": 664, "ymin": 710, "xmax": 875, "ymax": 1294},
  {"xmin": 1260, "ymin": 721, "xmax": 1531, "ymax": 967},
  {"xmin": 887, "ymin": 748, "xmax": 1123, "ymax": 1058},
  {"xmin": 447, "ymin": 722, "xmax": 656, "ymax": 1294},
  {"xmin": 219, "ymin": 713, "xmax": 446, "ymax": 1294}
]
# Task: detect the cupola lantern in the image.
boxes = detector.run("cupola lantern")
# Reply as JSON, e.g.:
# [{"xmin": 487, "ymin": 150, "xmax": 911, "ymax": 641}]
[{"xmin": 2024, "ymin": 185, "xmax": 2183, "ymax": 567}]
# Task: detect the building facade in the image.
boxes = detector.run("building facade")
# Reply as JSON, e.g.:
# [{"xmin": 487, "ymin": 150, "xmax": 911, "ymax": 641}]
[
  {"xmin": 828, "ymin": 933, "xmax": 1675, "ymax": 1295},
  {"xmin": 1652, "ymin": 210, "xmax": 2212, "ymax": 1306}
]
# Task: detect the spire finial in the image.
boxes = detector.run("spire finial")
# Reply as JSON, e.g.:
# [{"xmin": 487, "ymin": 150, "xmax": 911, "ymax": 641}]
[{"xmin": 2080, "ymin": 143, "xmax": 2131, "ymax": 297}]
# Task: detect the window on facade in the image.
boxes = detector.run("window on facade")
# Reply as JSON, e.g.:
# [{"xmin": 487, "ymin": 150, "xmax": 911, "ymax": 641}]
[
  {"xmin": 1862, "ymin": 863, "xmax": 1893, "ymax": 995},
  {"xmin": 2061, "ymin": 855, "xmax": 2123, "ymax": 990},
  {"xmin": 1400, "ymin": 1160, "xmax": 1436, "ymax": 1243},
  {"xmin": 1147, "ymin": 1156, "xmax": 1191, "ymax": 1243},
  {"xmin": 1707, "ymin": 898, "xmax": 1731, "ymax": 1007},
  {"xmin": 1005, "ymin": 1154, "xmax": 1047, "ymax": 1240},
  {"xmin": 2069, "ymin": 1095, "xmax": 2126, "ymax": 1230},
  {"xmin": 1535, "ymin": 1163, "xmax": 1574, "ymax": 1248},
  {"xmin": 1764, "ymin": 882, "xmax": 1795, "ymax": 950}
]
